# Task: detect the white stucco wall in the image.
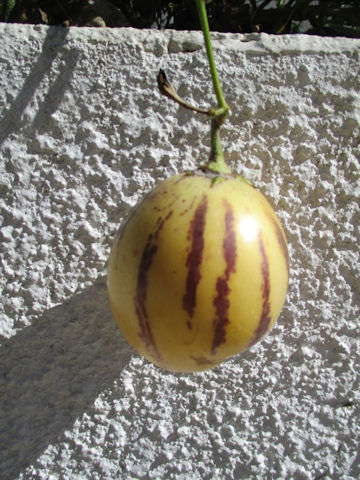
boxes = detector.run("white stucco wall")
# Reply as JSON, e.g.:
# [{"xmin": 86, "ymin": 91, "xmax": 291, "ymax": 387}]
[{"xmin": 0, "ymin": 23, "xmax": 359, "ymax": 480}]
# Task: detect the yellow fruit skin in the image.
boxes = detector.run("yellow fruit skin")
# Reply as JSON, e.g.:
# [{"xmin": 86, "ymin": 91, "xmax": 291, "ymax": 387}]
[{"xmin": 107, "ymin": 173, "xmax": 289, "ymax": 372}]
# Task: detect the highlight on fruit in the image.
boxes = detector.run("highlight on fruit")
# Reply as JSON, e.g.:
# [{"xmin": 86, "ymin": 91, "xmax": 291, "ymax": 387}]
[{"xmin": 107, "ymin": 0, "xmax": 289, "ymax": 372}]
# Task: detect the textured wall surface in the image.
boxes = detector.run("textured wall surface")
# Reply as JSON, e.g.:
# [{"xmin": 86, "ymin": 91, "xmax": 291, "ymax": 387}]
[{"xmin": 0, "ymin": 24, "xmax": 359, "ymax": 480}]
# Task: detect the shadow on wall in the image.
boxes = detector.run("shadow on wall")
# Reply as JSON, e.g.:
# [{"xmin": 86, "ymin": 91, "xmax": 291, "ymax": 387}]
[
  {"xmin": 0, "ymin": 276, "xmax": 133, "ymax": 480},
  {"xmin": 0, "ymin": 26, "xmax": 79, "ymax": 148}
]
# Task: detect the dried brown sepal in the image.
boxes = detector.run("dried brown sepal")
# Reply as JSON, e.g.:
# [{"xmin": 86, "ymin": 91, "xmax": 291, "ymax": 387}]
[{"xmin": 157, "ymin": 69, "xmax": 213, "ymax": 116}]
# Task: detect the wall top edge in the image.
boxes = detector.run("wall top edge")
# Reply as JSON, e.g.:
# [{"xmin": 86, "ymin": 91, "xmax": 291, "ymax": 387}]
[{"xmin": 0, "ymin": 22, "xmax": 359, "ymax": 55}]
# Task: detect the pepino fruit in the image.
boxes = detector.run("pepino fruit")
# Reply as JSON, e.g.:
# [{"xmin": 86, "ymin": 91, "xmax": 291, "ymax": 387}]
[
  {"xmin": 107, "ymin": 172, "xmax": 289, "ymax": 372},
  {"xmin": 107, "ymin": 0, "xmax": 289, "ymax": 372}
]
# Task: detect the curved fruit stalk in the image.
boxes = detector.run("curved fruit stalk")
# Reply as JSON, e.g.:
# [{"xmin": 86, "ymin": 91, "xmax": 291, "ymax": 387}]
[{"xmin": 108, "ymin": 172, "xmax": 289, "ymax": 372}]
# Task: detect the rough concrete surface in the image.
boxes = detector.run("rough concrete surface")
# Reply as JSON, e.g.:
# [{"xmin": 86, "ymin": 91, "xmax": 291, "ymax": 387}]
[{"xmin": 0, "ymin": 24, "xmax": 359, "ymax": 479}]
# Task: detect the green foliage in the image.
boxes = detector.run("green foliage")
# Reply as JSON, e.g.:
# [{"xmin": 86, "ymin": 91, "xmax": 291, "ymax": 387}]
[
  {"xmin": 0, "ymin": 0, "xmax": 16, "ymax": 21},
  {"xmin": 1, "ymin": 0, "xmax": 359, "ymax": 38},
  {"xmin": 119, "ymin": 0, "xmax": 359, "ymax": 37}
]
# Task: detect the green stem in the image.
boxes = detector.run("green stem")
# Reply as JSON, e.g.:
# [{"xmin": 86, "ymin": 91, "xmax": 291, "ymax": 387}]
[
  {"xmin": 195, "ymin": 0, "xmax": 231, "ymax": 174},
  {"xmin": 208, "ymin": 118, "xmax": 230, "ymax": 174},
  {"xmin": 195, "ymin": 0, "xmax": 228, "ymax": 111}
]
